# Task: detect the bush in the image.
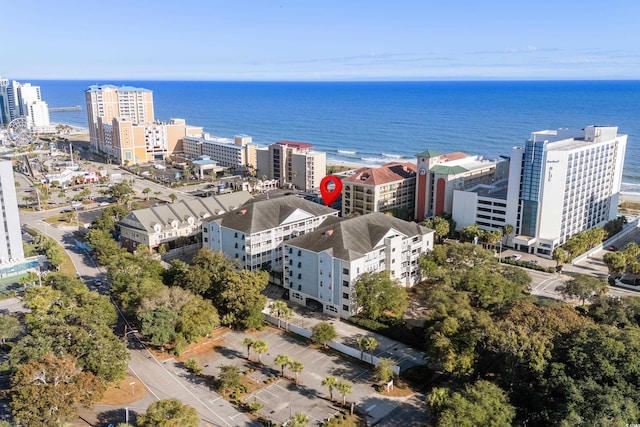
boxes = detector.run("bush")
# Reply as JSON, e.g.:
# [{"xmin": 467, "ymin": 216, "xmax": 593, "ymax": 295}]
[
  {"xmin": 348, "ymin": 315, "xmax": 425, "ymax": 349},
  {"xmin": 184, "ymin": 358, "xmax": 202, "ymax": 375}
]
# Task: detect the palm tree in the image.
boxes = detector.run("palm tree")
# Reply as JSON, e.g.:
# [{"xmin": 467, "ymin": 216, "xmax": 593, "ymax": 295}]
[
  {"xmin": 503, "ymin": 224, "xmax": 514, "ymax": 246},
  {"xmin": 288, "ymin": 360, "xmax": 304, "ymax": 384},
  {"xmin": 242, "ymin": 338, "xmax": 254, "ymax": 360},
  {"xmin": 142, "ymin": 187, "xmax": 151, "ymax": 200},
  {"xmin": 364, "ymin": 337, "xmax": 378, "ymax": 361},
  {"xmin": 356, "ymin": 336, "xmax": 366, "ymax": 360},
  {"xmin": 275, "ymin": 354, "xmax": 291, "ymax": 377},
  {"xmin": 290, "ymin": 412, "xmax": 309, "ymax": 427},
  {"xmin": 336, "ymin": 380, "xmax": 352, "ymax": 405},
  {"xmin": 169, "ymin": 193, "xmax": 177, "ymax": 203},
  {"xmin": 270, "ymin": 301, "xmax": 288, "ymax": 328},
  {"xmin": 322, "ymin": 376, "xmax": 338, "ymax": 401},
  {"xmin": 281, "ymin": 306, "xmax": 293, "ymax": 331},
  {"xmin": 251, "ymin": 340, "xmax": 268, "ymax": 364}
]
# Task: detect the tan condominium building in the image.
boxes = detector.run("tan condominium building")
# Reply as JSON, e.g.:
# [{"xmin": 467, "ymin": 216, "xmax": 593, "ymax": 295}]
[
  {"xmin": 256, "ymin": 141, "xmax": 326, "ymax": 191},
  {"xmin": 342, "ymin": 162, "xmax": 417, "ymax": 220},
  {"xmin": 182, "ymin": 134, "xmax": 257, "ymax": 170},
  {"xmin": 99, "ymin": 117, "xmax": 202, "ymax": 165},
  {"xmin": 85, "ymin": 84, "xmax": 155, "ymax": 154}
]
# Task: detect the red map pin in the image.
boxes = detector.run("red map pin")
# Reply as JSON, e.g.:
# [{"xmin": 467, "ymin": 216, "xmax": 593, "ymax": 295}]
[{"xmin": 319, "ymin": 175, "xmax": 343, "ymax": 206}]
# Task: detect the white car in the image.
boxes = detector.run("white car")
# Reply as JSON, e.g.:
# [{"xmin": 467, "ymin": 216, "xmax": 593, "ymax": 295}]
[
  {"xmin": 510, "ymin": 254, "xmax": 522, "ymax": 261},
  {"xmin": 99, "ymin": 202, "xmax": 110, "ymax": 207}
]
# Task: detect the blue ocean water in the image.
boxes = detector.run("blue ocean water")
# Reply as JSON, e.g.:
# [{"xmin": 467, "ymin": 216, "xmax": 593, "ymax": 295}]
[{"xmin": 35, "ymin": 80, "xmax": 640, "ymax": 192}]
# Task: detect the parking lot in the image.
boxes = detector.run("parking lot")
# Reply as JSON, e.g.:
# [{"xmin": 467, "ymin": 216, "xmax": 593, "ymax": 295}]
[{"xmin": 179, "ymin": 327, "xmax": 409, "ymax": 426}]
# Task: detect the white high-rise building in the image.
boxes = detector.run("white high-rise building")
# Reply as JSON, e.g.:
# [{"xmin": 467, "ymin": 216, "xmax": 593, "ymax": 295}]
[
  {"xmin": 0, "ymin": 161, "xmax": 25, "ymax": 262},
  {"xmin": 0, "ymin": 80, "xmax": 51, "ymax": 130},
  {"xmin": 452, "ymin": 125, "xmax": 627, "ymax": 257}
]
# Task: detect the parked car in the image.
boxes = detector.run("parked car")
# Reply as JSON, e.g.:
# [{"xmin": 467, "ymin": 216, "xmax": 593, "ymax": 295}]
[
  {"xmin": 510, "ymin": 254, "xmax": 522, "ymax": 261},
  {"xmin": 608, "ymin": 245, "xmax": 618, "ymax": 251}
]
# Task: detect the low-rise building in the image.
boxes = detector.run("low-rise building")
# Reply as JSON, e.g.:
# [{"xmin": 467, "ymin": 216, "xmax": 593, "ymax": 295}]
[
  {"xmin": 119, "ymin": 192, "xmax": 253, "ymax": 252},
  {"xmin": 202, "ymin": 196, "xmax": 338, "ymax": 271},
  {"xmin": 182, "ymin": 134, "xmax": 256, "ymax": 170},
  {"xmin": 283, "ymin": 212, "xmax": 434, "ymax": 318},
  {"xmin": 342, "ymin": 162, "xmax": 416, "ymax": 219}
]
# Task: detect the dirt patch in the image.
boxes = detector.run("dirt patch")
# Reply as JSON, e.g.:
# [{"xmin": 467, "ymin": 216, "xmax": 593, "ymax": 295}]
[
  {"xmin": 147, "ymin": 327, "xmax": 230, "ymax": 361},
  {"xmin": 97, "ymin": 376, "xmax": 148, "ymax": 405}
]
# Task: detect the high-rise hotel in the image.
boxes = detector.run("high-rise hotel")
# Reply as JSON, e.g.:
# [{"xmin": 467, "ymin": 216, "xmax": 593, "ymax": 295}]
[
  {"xmin": 85, "ymin": 85, "xmax": 202, "ymax": 165},
  {"xmin": 0, "ymin": 161, "xmax": 24, "ymax": 263},
  {"xmin": 452, "ymin": 125, "xmax": 627, "ymax": 257}
]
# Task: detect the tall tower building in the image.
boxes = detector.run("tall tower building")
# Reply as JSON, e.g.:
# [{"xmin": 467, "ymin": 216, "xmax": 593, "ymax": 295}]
[
  {"xmin": 0, "ymin": 77, "xmax": 9, "ymax": 125},
  {"xmin": 0, "ymin": 161, "xmax": 25, "ymax": 262},
  {"xmin": 506, "ymin": 125, "xmax": 627, "ymax": 256},
  {"xmin": 0, "ymin": 80, "xmax": 50, "ymax": 129},
  {"xmin": 85, "ymin": 84, "xmax": 154, "ymax": 154}
]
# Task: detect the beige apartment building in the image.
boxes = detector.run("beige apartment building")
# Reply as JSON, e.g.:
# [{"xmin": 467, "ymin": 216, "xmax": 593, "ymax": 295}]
[
  {"xmin": 256, "ymin": 141, "xmax": 326, "ymax": 191},
  {"xmin": 98, "ymin": 117, "xmax": 202, "ymax": 165},
  {"xmin": 86, "ymin": 84, "xmax": 155, "ymax": 153},
  {"xmin": 341, "ymin": 162, "xmax": 417, "ymax": 219}
]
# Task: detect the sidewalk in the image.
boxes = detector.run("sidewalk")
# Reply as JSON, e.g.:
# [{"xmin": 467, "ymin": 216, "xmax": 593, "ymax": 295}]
[{"xmin": 263, "ymin": 285, "xmax": 425, "ymax": 373}]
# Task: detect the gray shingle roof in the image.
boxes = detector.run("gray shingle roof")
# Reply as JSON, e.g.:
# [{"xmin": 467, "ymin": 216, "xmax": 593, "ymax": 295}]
[
  {"xmin": 208, "ymin": 195, "xmax": 338, "ymax": 234},
  {"xmin": 286, "ymin": 212, "xmax": 434, "ymax": 261},
  {"xmin": 119, "ymin": 192, "xmax": 253, "ymax": 233}
]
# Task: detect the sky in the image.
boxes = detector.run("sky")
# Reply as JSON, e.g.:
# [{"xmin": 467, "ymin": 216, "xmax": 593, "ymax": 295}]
[{"xmin": 4, "ymin": 0, "xmax": 640, "ymax": 81}]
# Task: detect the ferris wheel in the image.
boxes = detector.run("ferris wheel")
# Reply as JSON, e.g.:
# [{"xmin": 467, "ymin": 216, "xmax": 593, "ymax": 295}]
[{"xmin": 7, "ymin": 117, "xmax": 38, "ymax": 146}]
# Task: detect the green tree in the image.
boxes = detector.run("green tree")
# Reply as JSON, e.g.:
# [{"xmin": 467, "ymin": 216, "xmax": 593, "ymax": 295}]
[
  {"xmin": 603, "ymin": 251, "xmax": 628, "ymax": 275},
  {"xmin": 176, "ymin": 295, "xmax": 219, "ymax": 343},
  {"xmin": 10, "ymin": 354, "xmax": 105, "ymax": 427},
  {"xmin": 217, "ymin": 365, "xmax": 242, "ymax": 394},
  {"xmin": 428, "ymin": 380, "xmax": 515, "ymax": 427},
  {"xmin": 290, "ymin": 412, "xmax": 309, "ymax": 427},
  {"xmin": 322, "ymin": 375, "xmax": 338, "ymax": 401},
  {"xmin": 354, "ymin": 271, "xmax": 408, "ymax": 320},
  {"xmin": 242, "ymin": 337, "xmax": 255, "ymax": 360},
  {"xmin": 106, "ymin": 183, "xmax": 134, "ymax": 204},
  {"xmin": 0, "ymin": 315, "xmax": 23, "ymax": 345},
  {"xmin": 139, "ymin": 306, "xmax": 179, "ymax": 346},
  {"xmin": 557, "ymin": 274, "xmax": 608, "ymax": 305},
  {"xmin": 169, "ymin": 193, "xmax": 177, "ymax": 203},
  {"xmin": 311, "ymin": 321, "xmax": 337, "ymax": 347},
  {"xmin": 355, "ymin": 336, "xmax": 366, "ymax": 360},
  {"xmin": 374, "ymin": 357, "xmax": 396, "ymax": 384},
  {"xmin": 184, "ymin": 358, "xmax": 202, "ymax": 375},
  {"xmin": 336, "ymin": 380, "xmax": 352, "ymax": 405},
  {"xmin": 142, "ymin": 187, "xmax": 151, "ymax": 200},
  {"xmin": 137, "ymin": 398, "xmax": 199, "ymax": 427},
  {"xmin": 502, "ymin": 224, "xmax": 514, "ymax": 246},
  {"xmin": 270, "ymin": 300, "xmax": 290, "ymax": 328},
  {"xmin": 218, "ymin": 269, "xmax": 268, "ymax": 330},
  {"xmin": 275, "ymin": 354, "xmax": 292, "ymax": 377},
  {"xmin": 288, "ymin": 360, "xmax": 304, "ymax": 384},
  {"xmin": 364, "ymin": 337, "xmax": 379, "ymax": 360},
  {"xmin": 423, "ymin": 216, "xmax": 450, "ymax": 243},
  {"xmin": 251, "ymin": 339, "xmax": 269, "ymax": 364}
]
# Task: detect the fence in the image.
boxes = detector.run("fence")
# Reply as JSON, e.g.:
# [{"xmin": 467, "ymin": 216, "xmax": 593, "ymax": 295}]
[
  {"xmin": 160, "ymin": 243, "xmax": 201, "ymax": 261},
  {"xmin": 572, "ymin": 218, "xmax": 640, "ymax": 265},
  {"xmin": 263, "ymin": 312, "xmax": 400, "ymax": 375}
]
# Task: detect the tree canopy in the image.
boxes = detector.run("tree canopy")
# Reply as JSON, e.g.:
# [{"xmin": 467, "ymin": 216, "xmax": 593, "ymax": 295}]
[
  {"xmin": 137, "ymin": 398, "xmax": 199, "ymax": 427},
  {"xmin": 354, "ymin": 271, "xmax": 408, "ymax": 320}
]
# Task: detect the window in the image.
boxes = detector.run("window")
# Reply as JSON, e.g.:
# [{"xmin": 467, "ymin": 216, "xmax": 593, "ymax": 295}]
[
  {"xmin": 298, "ymin": 262, "xmax": 302, "ymax": 268},
  {"xmin": 343, "ymin": 292, "xmax": 349, "ymax": 299},
  {"xmin": 343, "ymin": 305, "xmax": 349, "ymax": 311},
  {"xmin": 342, "ymin": 268, "xmax": 349, "ymax": 275},
  {"xmin": 235, "ymin": 243, "xmax": 238, "ymax": 248},
  {"xmin": 203, "ymin": 228, "xmax": 208, "ymax": 233},
  {"xmin": 298, "ymin": 273, "xmax": 302, "ymax": 279},
  {"xmin": 298, "ymin": 250, "xmax": 302, "ymax": 256},
  {"xmin": 204, "ymin": 237, "xmax": 208, "ymax": 242},
  {"xmin": 235, "ymin": 232, "xmax": 238, "ymax": 238},
  {"xmin": 343, "ymin": 280, "xmax": 349, "ymax": 287}
]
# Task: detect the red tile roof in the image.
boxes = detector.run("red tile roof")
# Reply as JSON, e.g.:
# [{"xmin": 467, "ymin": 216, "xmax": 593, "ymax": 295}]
[
  {"xmin": 342, "ymin": 162, "xmax": 417, "ymax": 186},
  {"xmin": 276, "ymin": 141, "xmax": 314, "ymax": 149}
]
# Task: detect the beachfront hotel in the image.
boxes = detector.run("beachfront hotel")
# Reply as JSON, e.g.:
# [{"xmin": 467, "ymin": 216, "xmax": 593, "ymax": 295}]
[
  {"xmin": 414, "ymin": 150, "xmax": 509, "ymax": 221},
  {"xmin": 0, "ymin": 78, "xmax": 51, "ymax": 131},
  {"xmin": 183, "ymin": 133, "xmax": 257, "ymax": 170},
  {"xmin": 256, "ymin": 141, "xmax": 326, "ymax": 192},
  {"xmin": 0, "ymin": 161, "xmax": 24, "ymax": 263},
  {"xmin": 452, "ymin": 125, "xmax": 627, "ymax": 257},
  {"xmin": 341, "ymin": 162, "xmax": 417, "ymax": 219},
  {"xmin": 86, "ymin": 84, "xmax": 203, "ymax": 164}
]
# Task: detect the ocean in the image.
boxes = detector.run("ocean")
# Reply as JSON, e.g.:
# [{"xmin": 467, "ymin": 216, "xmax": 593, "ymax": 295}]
[{"xmin": 34, "ymin": 80, "xmax": 640, "ymax": 193}]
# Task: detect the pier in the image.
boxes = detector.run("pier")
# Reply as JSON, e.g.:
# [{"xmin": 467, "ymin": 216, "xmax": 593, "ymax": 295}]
[{"xmin": 48, "ymin": 105, "xmax": 81, "ymax": 112}]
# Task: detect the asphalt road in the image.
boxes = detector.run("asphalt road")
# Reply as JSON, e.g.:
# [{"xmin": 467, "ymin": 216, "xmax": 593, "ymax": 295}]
[{"xmin": 19, "ymin": 210, "xmax": 257, "ymax": 427}]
